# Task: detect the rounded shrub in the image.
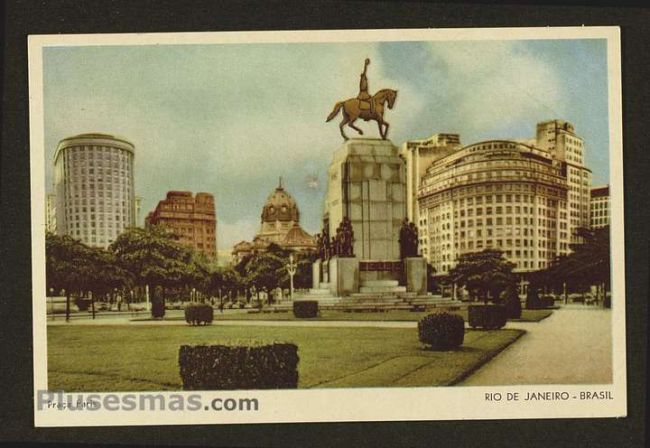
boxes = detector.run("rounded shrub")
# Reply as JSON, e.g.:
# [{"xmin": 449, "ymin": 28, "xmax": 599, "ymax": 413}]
[
  {"xmin": 293, "ymin": 300, "xmax": 319, "ymax": 318},
  {"xmin": 417, "ymin": 312, "xmax": 465, "ymax": 350},
  {"xmin": 184, "ymin": 303, "xmax": 214, "ymax": 326}
]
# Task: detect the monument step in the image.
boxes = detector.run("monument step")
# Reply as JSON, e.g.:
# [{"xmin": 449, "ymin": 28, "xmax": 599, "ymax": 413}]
[
  {"xmin": 395, "ymin": 292, "xmax": 417, "ymax": 298},
  {"xmin": 319, "ymin": 282, "xmax": 331, "ymax": 289},
  {"xmin": 308, "ymin": 288, "xmax": 333, "ymax": 295},
  {"xmin": 341, "ymin": 299, "xmax": 404, "ymax": 305},
  {"xmin": 360, "ymin": 280, "xmax": 399, "ymax": 288},
  {"xmin": 359, "ymin": 286, "xmax": 407, "ymax": 294},
  {"xmin": 350, "ymin": 293, "xmax": 400, "ymax": 299}
]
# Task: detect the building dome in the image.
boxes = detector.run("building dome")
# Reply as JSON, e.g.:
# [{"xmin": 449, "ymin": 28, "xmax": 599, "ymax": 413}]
[{"xmin": 261, "ymin": 179, "xmax": 300, "ymax": 223}]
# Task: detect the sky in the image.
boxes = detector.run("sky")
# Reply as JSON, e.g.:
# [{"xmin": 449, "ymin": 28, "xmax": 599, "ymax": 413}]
[{"xmin": 42, "ymin": 38, "xmax": 610, "ymax": 251}]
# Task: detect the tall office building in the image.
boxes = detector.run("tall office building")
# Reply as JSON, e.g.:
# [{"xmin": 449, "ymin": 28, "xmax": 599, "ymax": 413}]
[
  {"xmin": 145, "ymin": 191, "xmax": 217, "ymax": 259},
  {"xmin": 414, "ymin": 120, "xmax": 591, "ymax": 277},
  {"xmin": 590, "ymin": 185, "xmax": 610, "ymax": 229},
  {"xmin": 53, "ymin": 133, "xmax": 136, "ymax": 248},
  {"xmin": 399, "ymin": 133, "xmax": 462, "ymax": 225},
  {"xmin": 535, "ymin": 120, "xmax": 592, "ymax": 244}
]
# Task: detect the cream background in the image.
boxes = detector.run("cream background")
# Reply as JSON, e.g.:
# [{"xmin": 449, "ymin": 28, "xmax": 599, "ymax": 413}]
[{"xmin": 29, "ymin": 26, "xmax": 625, "ymax": 427}]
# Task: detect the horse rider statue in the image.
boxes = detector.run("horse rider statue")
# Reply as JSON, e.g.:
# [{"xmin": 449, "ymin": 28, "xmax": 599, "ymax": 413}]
[{"xmin": 357, "ymin": 58, "xmax": 375, "ymax": 115}]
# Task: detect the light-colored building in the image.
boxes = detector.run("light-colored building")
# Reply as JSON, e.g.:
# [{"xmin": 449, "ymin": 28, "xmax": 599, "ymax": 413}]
[
  {"xmin": 415, "ymin": 120, "xmax": 591, "ymax": 277},
  {"xmin": 53, "ymin": 133, "xmax": 136, "ymax": 248},
  {"xmin": 46, "ymin": 193, "xmax": 57, "ymax": 233},
  {"xmin": 536, "ymin": 120, "xmax": 592, "ymax": 244},
  {"xmin": 590, "ymin": 185, "xmax": 610, "ymax": 229},
  {"xmin": 145, "ymin": 191, "xmax": 217, "ymax": 259},
  {"xmin": 135, "ymin": 196, "xmax": 142, "ymax": 227},
  {"xmin": 399, "ymin": 134, "xmax": 462, "ymax": 224},
  {"xmin": 232, "ymin": 179, "xmax": 316, "ymax": 265}
]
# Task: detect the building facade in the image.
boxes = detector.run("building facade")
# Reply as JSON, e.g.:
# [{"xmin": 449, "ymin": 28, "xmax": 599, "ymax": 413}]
[
  {"xmin": 145, "ymin": 191, "xmax": 217, "ymax": 259},
  {"xmin": 53, "ymin": 133, "xmax": 136, "ymax": 248},
  {"xmin": 415, "ymin": 120, "xmax": 591, "ymax": 277},
  {"xmin": 46, "ymin": 193, "xmax": 57, "ymax": 233},
  {"xmin": 590, "ymin": 185, "xmax": 610, "ymax": 229},
  {"xmin": 399, "ymin": 133, "xmax": 462, "ymax": 225},
  {"xmin": 535, "ymin": 120, "xmax": 592, "ymax": 244},
  {"xmin": 231, "ymin": 180, "xmax": 316, "ymax": 265}
]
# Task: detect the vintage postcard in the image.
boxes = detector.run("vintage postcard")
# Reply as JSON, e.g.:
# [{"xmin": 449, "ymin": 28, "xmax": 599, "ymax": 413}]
[{"xmin": 28, "ymin": 26, "xmax": 625, "ymax": 426}]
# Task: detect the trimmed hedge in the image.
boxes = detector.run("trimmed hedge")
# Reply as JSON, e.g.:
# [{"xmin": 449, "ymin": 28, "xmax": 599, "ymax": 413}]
[
  {"xmin": 604, "ymin": 295, "xmax": 611, "ymax": 308},
  {"xmin": 151, "ymin": 298, "xmax": 165, "ymax": 319},
  {"xmin": 293, "ymin": 300, "xmax": 319, "ymax": 318},
  {"xmin": 418, "ymin": 312, "xmax": 465, "ymax": 350},
  {"xmin": 74, "ymin": 297, "xmax": 91, "ymax": 311},
  {"xmin": 179, "ymin": 343, "xmax": 299, "ymax": 390},
  {"xmin": 525, "ymin": 288, "xmax": 540, "ymax": 309},
  {"xmin": 468, "ymin": 304, "xmax": 507, "ymax": 329},
  {"xmin": 184, "ymin": 303, "xmax": 214, "ymax": 326},
  {"xmin": 539, "ymin": 295, "xmax": 555, "ymax": 308}
]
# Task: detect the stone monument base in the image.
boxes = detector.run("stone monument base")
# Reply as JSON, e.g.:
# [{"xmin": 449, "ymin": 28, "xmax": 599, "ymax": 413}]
[
  {"xmin": 328, "ymin": 256, "xmax": 359, "ymax": 297},
  {"xmin": 404, "ymin": 257, "xmax": 427, "ymax": 296}
]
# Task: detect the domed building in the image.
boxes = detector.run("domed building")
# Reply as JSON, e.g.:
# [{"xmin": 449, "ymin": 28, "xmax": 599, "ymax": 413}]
[{"xmin": 232, "ymin": 179, "xmax": 316, "ymax": 265}]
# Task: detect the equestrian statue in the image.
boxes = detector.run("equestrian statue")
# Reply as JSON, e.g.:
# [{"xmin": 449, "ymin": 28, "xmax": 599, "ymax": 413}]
[{"xmin": 326, "ymin": 58, "xmax": 397, "ymax": 140}]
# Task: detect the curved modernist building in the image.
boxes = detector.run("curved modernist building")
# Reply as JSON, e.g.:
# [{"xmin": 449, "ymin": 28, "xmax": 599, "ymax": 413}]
[
  {"xmin": 418, "ymin": 140, "xmax": 570, "ymax": 275},
  {"xmin": 53, "ymin": 133, "xmax": 136, "ymax": 248}
]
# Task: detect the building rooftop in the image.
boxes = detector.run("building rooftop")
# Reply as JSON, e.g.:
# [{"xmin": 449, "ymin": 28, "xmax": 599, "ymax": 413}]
[{"xmin": 591, "ymin": 185, "xmax": 609, "ymax": 197}]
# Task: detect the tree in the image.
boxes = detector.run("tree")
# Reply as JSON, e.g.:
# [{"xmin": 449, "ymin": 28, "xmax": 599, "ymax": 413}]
[
  {"xmin": 45, "ymin": 233, "xmax": 94, "ymax": 321},
  {"xmin": 84, "ymin": 248, "xmax": 133, "ymax": 317},
  {"xmin": 293, "ymin": 251, "xmax": 317, "ymax": 290},
  {"xmin": 244, "ymin": 251, "xmax": 287, "ymax": 304},
  {"xmin": 448, "ymin": 249, "xmax": 516, "ymax": 303},
  {"xmin": 110, "ymin": 226, "xmax": 195, "ymax": 317},
  {"xmin": 220, "ymin": 267, "xmax": 243, "ymax": 302},
  {"xmin": 533, "ymin": 226, "xmax": 610, "ymax": 302}
]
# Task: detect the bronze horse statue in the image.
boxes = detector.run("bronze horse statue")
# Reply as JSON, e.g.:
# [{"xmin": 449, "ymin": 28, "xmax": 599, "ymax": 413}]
[{"xmin": 326, "ymin": 88, "xmax": 397, "ymax": 140}]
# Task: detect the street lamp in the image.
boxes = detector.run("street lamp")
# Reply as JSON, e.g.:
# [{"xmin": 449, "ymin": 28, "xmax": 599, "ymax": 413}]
[
  {"xmin": 49, "ymin": 288, "xmax": 54, "ymax": 320},
  {"xmin": 286, "ymin": 254, "xmax": 297, "ymax": 301}
]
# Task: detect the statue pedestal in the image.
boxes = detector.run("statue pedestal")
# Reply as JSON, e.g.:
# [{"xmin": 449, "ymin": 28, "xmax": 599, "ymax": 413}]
[
  {"xmin": 328, "ymin": 256, "xmax": 359, "ymax": 297},
  {"xmin": 312, "ymin": 260, "xmax": 321, "ymax": 290},
  {"xmin": 324, "ymin": 138, "xmax": 406, "ymax": 260},
  {"xmin": 319, "ymin": 138, "xmax": 409, "ymax": 297},
  {"xmin": 404, "ymin": 257, "xmax": 427, "ymax": 295}
]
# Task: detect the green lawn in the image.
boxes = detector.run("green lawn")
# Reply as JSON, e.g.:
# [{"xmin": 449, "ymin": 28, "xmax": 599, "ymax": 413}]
[
  {"xmin": 194, "ymin": 308, "xmax": 552, "ymax": 323},
  {"xmin": 48, "ymin": 325, "xmax": 523, "ymax": 391}
]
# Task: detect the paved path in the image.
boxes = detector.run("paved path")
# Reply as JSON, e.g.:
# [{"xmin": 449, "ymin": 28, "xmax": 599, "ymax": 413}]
[{"xmin": 460, "ymin": 306, "xmax": 612, "ymax": 385}]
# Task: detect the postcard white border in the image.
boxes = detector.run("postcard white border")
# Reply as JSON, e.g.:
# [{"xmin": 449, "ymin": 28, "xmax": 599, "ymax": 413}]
[{"xmin": 29, "ymin": 26, "xmax": 626, "ymax": 427}]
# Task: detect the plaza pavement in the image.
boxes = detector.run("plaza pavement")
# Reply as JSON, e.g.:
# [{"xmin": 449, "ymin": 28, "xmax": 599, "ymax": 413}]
[{"xmin": 460, "ymin": 305, "xmax": 612, "ymax": 385}]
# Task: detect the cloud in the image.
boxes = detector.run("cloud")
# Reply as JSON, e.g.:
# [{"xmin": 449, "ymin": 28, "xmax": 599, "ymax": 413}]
[
  {"xmin": 431, "ymin": 41, "xmax": 565, "ymax": 134},
  {"xmin": 217, "ymin": 218, "xmax": 260, "ymax": 250}
]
